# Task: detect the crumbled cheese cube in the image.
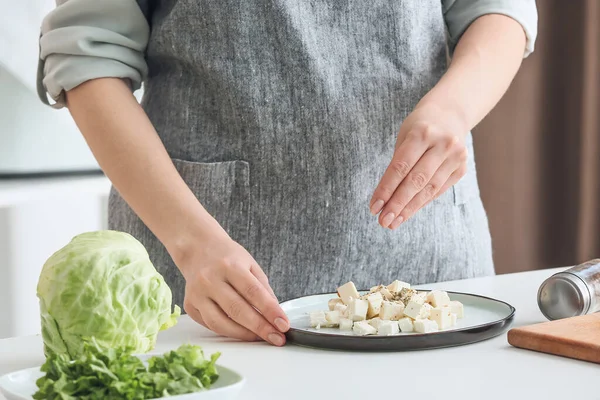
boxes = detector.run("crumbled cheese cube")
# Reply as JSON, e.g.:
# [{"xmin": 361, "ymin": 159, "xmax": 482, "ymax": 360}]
[
  {"xmin": 370, "ymin": 285, "xmax": 382, "ymax": 293},
  {"xmin": 379, "ymin": 301, "xmax": 405, "ymax": 320},
  {"xmin": 366, "ymin": 292, "xmax": 384, "ymax": 319},
  {"xmin": 426, "ymin": 290, "xmax": 451, "ymax": 308},
  {"xmin": 387, "ymin": 280, "xmax": 411, "ymax": 293},
  {"xmin": 429, "ymin": 307, "xmax": 453, "ymax": 329},
  {"xmin": 449, "ymin": 300, "xmax": 464, "ymax": 318},
  {"xmin": 368, "ymin": 317, "xmax": 383, "ymax": 329},
  {"xmin": 377, "ymin": 320, "xmax": 400, "ymax": 336},
  {"xmin": 414, "ymin": 319, "xmax": 439, "ymax": 333},
  {"xmin": 347, "ymin": 298, "xmax": 369, "ymax": 321},
  {"xmin": 328, "ymin": 298, "xmax": 344, "ymax": 311},
  {"xmin": 450, "ymin": 313, "xmax": 457, "ymax": 327},
  {"xmin": 309, "ymin": 311, "xmax": 328, "ymax": 328},
  {"xmin": 379, "ymin": 287, "xmax": 393, "ymax": 300},
  {"xmin": 339, "ymin": 318, "xmax": 354, "ymax": 331},
  {"xmin": 398, "ymin": 317, "xmax": 414, "ymax": 332},
  {"xmin": 325, "ymin": 310, "xmax": 341, "ymax": 327},
  {"xmin": 403, "ymin": 300, "xmax": 429, "ymax": 319},
  {"xmin": 352, "ymin": 320, "xmax": 377, "ymax": 336},
  {"xmin": 419, "ymin": 303, "xmax": 433, "ymax": 319},
  {"xmin": 370, "ymin": 285, "xmax": 393, "ymax": 300},
  {"xmin": 334, "ymin": 303, "xmax": 348, "ymax": 317},
  {"xmin": 391, "ymin": 288, "xmax": 414, "ymax": 305},
  {"xmin": 337, "ymin": 282, "xmax": 361, "ymax": 305},
  {"xmin": 410, "ymin": 292, "xmax": 427, "ymax": 305}
]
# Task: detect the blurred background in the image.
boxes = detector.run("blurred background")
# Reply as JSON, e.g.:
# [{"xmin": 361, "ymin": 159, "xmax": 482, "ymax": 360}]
[
  {"xmin": 0, "ymin": 1, "xmax": 598, "ymax": 338},
  {"xmin": 473, "ymin": 1, "xmax": 600, "ymax": 274}
]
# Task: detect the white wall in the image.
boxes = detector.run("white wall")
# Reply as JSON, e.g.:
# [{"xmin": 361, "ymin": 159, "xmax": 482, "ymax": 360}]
[
  {"xmin": 0, "ymin": 177, "xmax": 110, "ymax": 339},
  {"xmin": 0, "ymin": 68, "xmax": 100, "ymax": 174},
  {"xmin": 0, "ymin": 1, "xmax": 143, "ymax": 339},
  {"xmin": 0, "ymin": 0, "xmax": 100, "ymax": 174}
]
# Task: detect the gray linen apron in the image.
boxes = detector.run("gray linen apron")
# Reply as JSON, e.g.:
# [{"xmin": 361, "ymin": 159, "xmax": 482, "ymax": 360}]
[{"xmin": 107, "ymin": 0, "xmax": 495, "ymax": 307}]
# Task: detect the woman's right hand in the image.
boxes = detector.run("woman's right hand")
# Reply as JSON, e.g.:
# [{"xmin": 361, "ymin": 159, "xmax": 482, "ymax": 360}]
[{"xmin": 177, "ymin": 231, "xmax": 290, "ymax": 346}]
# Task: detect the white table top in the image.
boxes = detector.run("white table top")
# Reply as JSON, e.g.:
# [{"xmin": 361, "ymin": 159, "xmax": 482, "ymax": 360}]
[{"xmin": 1, "ymin": 267, "xmax": 597, "ymax": 400}]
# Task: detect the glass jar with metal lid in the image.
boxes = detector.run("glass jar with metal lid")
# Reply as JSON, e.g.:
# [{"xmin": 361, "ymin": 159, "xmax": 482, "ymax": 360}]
[{"xmin": 537, "ymin": 259, "xmax": 600, "ymax": 320}]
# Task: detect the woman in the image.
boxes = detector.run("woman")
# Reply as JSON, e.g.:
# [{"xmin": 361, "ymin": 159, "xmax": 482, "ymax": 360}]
[{"xmin": 37, "ymin": 0, "xmax": 537, "ymax": 346}]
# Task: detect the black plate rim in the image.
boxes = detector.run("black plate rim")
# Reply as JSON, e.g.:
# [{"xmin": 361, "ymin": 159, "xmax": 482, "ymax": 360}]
[{"xmin": 281, "ymin": 289, "xmax": 516, "ymax": 349}]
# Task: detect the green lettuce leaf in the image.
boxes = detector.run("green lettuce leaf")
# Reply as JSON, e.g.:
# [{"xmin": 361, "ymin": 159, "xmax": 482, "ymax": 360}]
[{"xmin": 33, "ymin": 339, "xmax": 220, "ymax": 400}]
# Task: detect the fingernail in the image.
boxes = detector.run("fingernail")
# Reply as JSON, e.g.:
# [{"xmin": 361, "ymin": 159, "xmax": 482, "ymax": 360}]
[
  {"xmin": 370, "ymin": 199, "xmax": 385, "ymax": 215},
  {"xmin": 390, "ymin": 215, "xmax": 404, "ymax": 230},
  {"xmin": 382, "ymin": 212, "xmax": 395, "ymax": 227},
  {"xmin": 268, "ymin": 333, "xmax": 285, "ymax": 346},
  {"xmin": 274, "ymin": 317, "xmax": 289, "ymax": 332}
]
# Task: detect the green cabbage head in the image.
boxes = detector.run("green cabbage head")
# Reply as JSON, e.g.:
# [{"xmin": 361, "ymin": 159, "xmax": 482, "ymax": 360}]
[{"xmin": 37, "ymin": 230, "xmax": 180, "ymax": 358}]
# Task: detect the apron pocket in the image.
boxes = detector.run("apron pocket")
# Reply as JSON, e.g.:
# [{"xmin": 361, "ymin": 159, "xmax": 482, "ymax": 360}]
[{"xmin": 172, "ymin": 158, "xmax": 251, "ymax": 245}]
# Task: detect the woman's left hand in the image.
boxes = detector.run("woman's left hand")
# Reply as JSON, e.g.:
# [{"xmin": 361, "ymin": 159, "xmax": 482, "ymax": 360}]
[{"xmin": 370, "ymin": 104, "xmax": 469, "ymax": 229}]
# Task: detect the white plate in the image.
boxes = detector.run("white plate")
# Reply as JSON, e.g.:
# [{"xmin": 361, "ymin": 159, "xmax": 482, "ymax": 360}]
[
  {"xmin": 281, "ymin": 290, "xmax": 515, "ymax": 351},
  {"xmin": 0, "ymin": 355, "xmax": 245, "ymax": 400}
]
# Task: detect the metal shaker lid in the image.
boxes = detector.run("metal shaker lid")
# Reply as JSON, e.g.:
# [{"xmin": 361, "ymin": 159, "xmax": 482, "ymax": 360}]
[{"xmin": 537, "ymin": 272, "xmax": 591, "ymax": 320}]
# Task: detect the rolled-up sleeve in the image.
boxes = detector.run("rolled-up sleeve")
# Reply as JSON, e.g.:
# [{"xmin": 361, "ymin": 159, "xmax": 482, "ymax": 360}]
[
  {"xmin": 37, "ymin": 0, "xmax": 150, "ymax": 108},
  {"xmin": 442, "ymin": 0, "xmax": 538, "ymax": 58}
]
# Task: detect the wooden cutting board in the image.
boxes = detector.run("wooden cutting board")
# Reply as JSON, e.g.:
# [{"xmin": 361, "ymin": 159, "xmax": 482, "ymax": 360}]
[{"xmin": 507, "ymin": 313, "xmax": 600, "ymax": 364}]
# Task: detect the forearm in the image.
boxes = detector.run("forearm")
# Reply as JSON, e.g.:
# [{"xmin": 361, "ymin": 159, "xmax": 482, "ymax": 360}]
[
  {"xmin": 65, "ymin": 78, "xmax": 226, "ymax": 267},
  {"xmin": 417, "ymin": 13, "xmax": 527, "ymax": 133}
]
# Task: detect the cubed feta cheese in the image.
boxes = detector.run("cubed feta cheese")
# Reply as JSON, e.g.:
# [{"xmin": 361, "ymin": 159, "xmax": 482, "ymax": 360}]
[
  {"xmin": 419, "ymin": 303, "xmax": 433, "ymax": 319},
  {"xmin": 403, "ymin": 300, "xmax": 430, "ymax": 319},
  {"xmin": 366, "ymin": 292, "xmax": 384, "ymax": 319},
  {"xmin": 392, "ymin": 287, "xmax": 415, "ymax": 305},
  {"xmin": 370, "ymin": 285, "xmax": 382, "ymax": 293},
  {"xmin": 368, "ymin": 317, "xmax": 383, "ymax": 329},
  {"xmin": 309, "ymin": 311, "xmax": 328, "ymax": 329},
  {"xmin": 414, "ymin": 318, "xmax": 439, "ymax": 333},
  {"xmin": 347, "ymin": 298, "xmax": 369, "ymax": 321},
  {"xmin": 328, "ymin": 298, "xmax": 344, "ymax": 311},
  {"xmin": 426, "ymin": 290, "xmax": 451, "ymax": 308},
  {"xmin": 379, "ymin": 301, "xmax": 405, "ymax": 320},
  {"xmin": 339, "ymin": 318, "xmax": 354, "ymax": 331},
  {"xmin": 449, "ymin": 300, "xmax": 464, "ymax": 318},
  {"xmin": 387, "ymin": 280, "xmax": 411, "ymax": 293},
  {"xmin": 370, "ymin": 285, "xmax": 393, "ymax": 300},
  {"xmin": 377, "ymin": 320, "xmax": 400, "ymax": 336},
  {"xmin": 410, "ymin": 292, "xmax": 427, "ymax": 305},
  {"xmin": 337, "ymin": 281, "xmax": 361, "ymax": 305},
  {"xmin": 398, "ymin": 317, "xmax": 414, "ymax": 332},
  {"xmin": 379, "ymin": 287, "xmax": 393, "ymax": 300},
  {"xmin": 325, "ymin": 310, "xmax": 341, "ymax": 327},
  {"xmin": 429, "ymin": 307, "xmax": 453, "ymax": 329},
  {"xmin": 334, "ymin": 303, "xmax": 348, "ymax": 317},
  {"xmin": 450, "ymin": 313, "xmax": 457, "ymax": 327},
  {"xmin": 352, "ymin": 320, "xmax": 377, "ymax": 336}
]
